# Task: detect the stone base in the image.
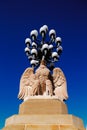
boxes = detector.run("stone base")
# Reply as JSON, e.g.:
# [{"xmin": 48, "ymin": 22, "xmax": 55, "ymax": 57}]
[
  {"xmin": 3, "ymin": 125, "xmax": 86, "ymax": 130},
  {"xmin": 3, "ymin": 114, "xmax": 85, "ymax": 130},
  {"xmin": 2, "ymin": 99, "xmax": 85, "ymax": 130},
  {"xmin": 19, "ymin": 99, "xmax": 68, "ymax": 114}
]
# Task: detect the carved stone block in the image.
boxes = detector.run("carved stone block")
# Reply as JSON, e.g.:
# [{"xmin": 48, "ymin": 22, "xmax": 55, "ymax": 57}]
[
  {"xmin": 19, "ymin": 99, "xmax": 68, "ymax": 115},
  {"xmin": 2, "ymin": 99, "xmax": 85, "ymax": 130}
]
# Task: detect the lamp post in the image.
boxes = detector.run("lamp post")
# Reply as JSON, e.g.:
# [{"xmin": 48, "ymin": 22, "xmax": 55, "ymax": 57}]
[{"xmin": 24, "ymin": 25, "xmax": 63, "ymax": 70}]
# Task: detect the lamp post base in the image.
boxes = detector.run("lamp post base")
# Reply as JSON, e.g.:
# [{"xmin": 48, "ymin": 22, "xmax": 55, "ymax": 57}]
[{"xmin": 2, "ymin": 99, "xmax": 85, "ymax": 130}]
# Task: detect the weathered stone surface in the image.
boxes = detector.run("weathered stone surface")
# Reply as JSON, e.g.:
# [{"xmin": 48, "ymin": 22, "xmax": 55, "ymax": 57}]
[
  {"xmin": 19, "ymin": 99, "xmax": 68, "ymax": 114},
  {"xmin": 59, "ymin": 125, "xmax": 85, "ymax": 130},
  {"xmin": 25, "ymin": 125, "xmax": 86, "ymax": 130},
  {"xmin": 26, "ymin": 125, "xmax": 60, "ymax": 130},
  {"xmin": 3, "ymin": 124, "xmax": 85, "ymax": 130},
  {"xmin": 2, "ymin": 124, "xmax": 25, "ymax": 130},
  {"xmin": 2, "ymin": 99, "xmax": 86, "ymax": 130},
  {"xmin": 5, "ymin": 114, "xmax": 84, "ymax": 129}
]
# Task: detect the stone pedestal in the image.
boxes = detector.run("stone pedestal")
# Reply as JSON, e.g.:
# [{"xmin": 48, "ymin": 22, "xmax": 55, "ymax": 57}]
[
  {"xmin": 19, "ymin": 98, "xmax": 68, "ymax": 115},
  {"xmin": 2, "ymin": 98, "xmax": 85, "ymax": 130}
]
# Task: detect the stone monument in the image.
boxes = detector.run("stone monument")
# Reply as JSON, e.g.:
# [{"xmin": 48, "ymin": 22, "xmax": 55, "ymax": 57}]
[{"xmin": 2, "ymin": 25, "xmax": 85, "ymax": 130}]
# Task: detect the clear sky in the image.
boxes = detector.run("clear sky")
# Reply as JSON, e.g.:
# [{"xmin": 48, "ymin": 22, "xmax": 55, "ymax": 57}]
[{"xmin": 0, "ymin": 0, "xmax": 87, "ymax": 129}]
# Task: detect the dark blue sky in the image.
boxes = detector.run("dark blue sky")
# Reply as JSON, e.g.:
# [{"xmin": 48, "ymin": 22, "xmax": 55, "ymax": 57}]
[{"xmin": 0, "ymin": 0, "xmax": 87, "ymax": 129}]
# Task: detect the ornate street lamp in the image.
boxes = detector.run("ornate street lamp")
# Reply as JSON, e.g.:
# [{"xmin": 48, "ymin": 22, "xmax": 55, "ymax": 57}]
[
  {"xmin": 18, "ymin": 25, "xmax": 68, "ymax": 102},
  {"xmin": 24, "ymin": 25, "xmax": 63, "ymax": 70}
]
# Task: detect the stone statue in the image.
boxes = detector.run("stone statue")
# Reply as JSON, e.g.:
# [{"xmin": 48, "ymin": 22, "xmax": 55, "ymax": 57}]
[{"xmin": 18, "ymin": 60, "xmax": 68, "ymax": 101}]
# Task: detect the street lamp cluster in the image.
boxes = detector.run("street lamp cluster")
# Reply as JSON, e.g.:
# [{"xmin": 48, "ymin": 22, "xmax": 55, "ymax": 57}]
[{"xmin": 24, "ymin": 25, "xmax": 63, "ymax": 70}]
